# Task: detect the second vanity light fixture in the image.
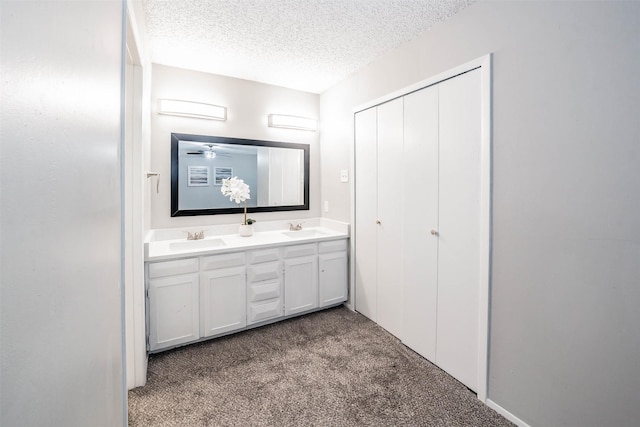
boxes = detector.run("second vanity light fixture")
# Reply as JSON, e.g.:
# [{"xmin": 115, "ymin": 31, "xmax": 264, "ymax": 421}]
[
  {"xmin": 158, "ymin": 99, "xmax": 227, "ymax": 121},
  {"xmin": 268, "ymin": 114, "xmax": 317, "ymax": 131}
]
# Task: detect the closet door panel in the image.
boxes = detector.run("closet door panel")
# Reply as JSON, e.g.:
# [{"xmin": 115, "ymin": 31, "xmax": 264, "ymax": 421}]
[
  {"xmin": 376, "ymin": 98, "xmax": 404, "ymax": 339},
  {"xmin": 436, "ymin": 69, "xmax": 482, "ymax": 391},
  {"xmin": 354, "ymin": 108, "xmax": 378, "ymax": 321},
  {"xmin": 401, "ymin": 86, "xmax": 439, "ymax": 360}
]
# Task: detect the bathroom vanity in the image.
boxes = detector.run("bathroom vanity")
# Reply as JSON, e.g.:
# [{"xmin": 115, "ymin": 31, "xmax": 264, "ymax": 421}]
[{"xmin": 144, "ymin": 219, "xmax": 349, "ymax": 352}]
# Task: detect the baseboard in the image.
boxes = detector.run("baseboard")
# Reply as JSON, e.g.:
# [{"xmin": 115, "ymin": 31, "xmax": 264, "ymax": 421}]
[{"xmin": 486, "ymin": 399, "xmax": 531, "ymax": 427}]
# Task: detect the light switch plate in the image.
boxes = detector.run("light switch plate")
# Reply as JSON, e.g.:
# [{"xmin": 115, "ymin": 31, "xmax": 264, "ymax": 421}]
[
  {"xmin": 340, "ymin": 169, "xmax": 349, "ymax": 183},
  {"xmin": 323, "ymin": 201, "xmax": 329, "ymax": 212}
]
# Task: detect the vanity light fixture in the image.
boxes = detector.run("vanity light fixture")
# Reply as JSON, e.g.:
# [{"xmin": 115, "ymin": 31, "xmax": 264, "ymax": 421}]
[
  {"xmin": 268, "ymin": 114, "xmax": 317, "ymax": 131},
  {"xmin": 158, "ymin": 99, "xmax": 227, "ymax": 121}
]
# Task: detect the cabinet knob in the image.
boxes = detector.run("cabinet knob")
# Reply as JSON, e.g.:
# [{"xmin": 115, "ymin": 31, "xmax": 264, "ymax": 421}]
[
  {"xmin": 376, "ymin": 220, "xmax": 381, "ymax": 225},
  {"xmin": 430, "ymin": 229, "xmax": 438, "ymax": 236}
]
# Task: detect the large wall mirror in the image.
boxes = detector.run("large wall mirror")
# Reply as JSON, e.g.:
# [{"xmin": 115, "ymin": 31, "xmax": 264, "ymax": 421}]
[{"xmin": 171, "ymin": 133, "xmax": 310, "ymax": 217}]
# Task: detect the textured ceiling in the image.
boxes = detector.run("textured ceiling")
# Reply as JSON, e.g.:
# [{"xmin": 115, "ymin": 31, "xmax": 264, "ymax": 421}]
[{"xmin": 142, "ymin": 0, "xmax": 474, "ymax": 93}]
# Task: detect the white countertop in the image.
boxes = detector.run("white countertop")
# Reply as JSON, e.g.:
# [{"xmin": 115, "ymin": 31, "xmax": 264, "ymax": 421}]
[{"xmin": 145, "ymin": 218, "xmax": 350, "ymax": 261}]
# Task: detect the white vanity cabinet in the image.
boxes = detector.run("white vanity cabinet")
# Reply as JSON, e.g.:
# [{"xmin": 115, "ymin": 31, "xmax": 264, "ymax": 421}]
[
  {"xmin": 318, "ymin": 240, "xmax": 348, "ymax": 307},
  {"xmin": 147, "ymin": 258, "xmax": 200, "ymax": 351},
  {"xmin": 246, "ymin": 248, "xmax": 283, "ymax": 324},
  {"xmin": 200, "ymin": 253, "xmax": 247, "ymax": 337},
  {"xmin": 283, "ymin": 243, "xmax": 319, "ymax": 316},
  {"xmin": 146, "ymin": 236, "xmax": 349, "ymax": 352}
]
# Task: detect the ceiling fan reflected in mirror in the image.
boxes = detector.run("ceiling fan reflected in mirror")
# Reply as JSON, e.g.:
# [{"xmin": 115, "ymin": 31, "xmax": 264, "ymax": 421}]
[
  {"xmin": 186, "ymin": 143, "xmax": 218, "ymax": 159},
  {"xmin": 204, "ymin": 144, "xmax": 216, "ymax": 159}
]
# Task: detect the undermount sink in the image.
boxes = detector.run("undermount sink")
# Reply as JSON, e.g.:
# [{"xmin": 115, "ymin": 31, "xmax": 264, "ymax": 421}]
[
  {"xmin": 281, "ymin": 229, "xmax": 328, "ymax": 239},
  {"xmin": 169, "ymin": 238, "xmax": 226, "ymax": 251}
]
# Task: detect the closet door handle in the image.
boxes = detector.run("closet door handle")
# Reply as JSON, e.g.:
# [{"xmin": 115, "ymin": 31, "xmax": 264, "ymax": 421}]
[
  {"xmin": 376, "ymin": 220, "xmax": 381, "ymax": 225},
  {"xmin": 430, "ymin": 229, "xmax": 438, "ymax": 236}
]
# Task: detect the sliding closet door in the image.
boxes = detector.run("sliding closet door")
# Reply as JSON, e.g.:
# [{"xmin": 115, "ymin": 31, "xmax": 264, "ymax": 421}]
[
  {"xmin": 376, "ymin": 98, "xmax": 404, "ymax": 338},
  {"xmin": 354, "ymin": 108, "xmax": 378, "ymax": 321},
  {"xmin": 401, "ymin": 85, "xmax": 439, "ymax": 360},
  {"xmin": 436, "ymin": 68, "xmax": 482, "ymax": 391}
]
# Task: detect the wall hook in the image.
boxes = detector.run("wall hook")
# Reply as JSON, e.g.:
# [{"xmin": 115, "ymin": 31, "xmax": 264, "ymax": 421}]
[{"xmin": 146, "ymin": 172, "xmax": 160, "ymax": 194}]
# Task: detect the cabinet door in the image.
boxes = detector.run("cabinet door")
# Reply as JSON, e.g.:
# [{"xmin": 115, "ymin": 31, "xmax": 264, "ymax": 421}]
[
  {"xmin": 354, "ymin": 107, "xmax": 378, "ymax": 321},
  {"xmin": 148, "ymin": 273, "xmax": 199, "ymax": 351},
  {"xmin": 319, "ymin": 251, "xmax": 348, "ymax": 307},
  {"xmin": 376, "ymin": 98, "xmax": 404, "ymax": 339},
  {"xmin": 283, "ymin": 255, "xmax": 318, "ymax": 316},
  {"xmin": 401, "ymin": 84, "xmax": 439, "ymax": 361},
  {"xmin": 200, "ymin": 266, "xmax": 246, "ymax": 337}
]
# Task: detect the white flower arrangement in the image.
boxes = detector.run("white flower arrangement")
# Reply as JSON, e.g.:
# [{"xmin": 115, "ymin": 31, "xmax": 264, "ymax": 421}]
[{"xmin": 220, "ymin": 176, "xmax": 255, "ymax": 225}]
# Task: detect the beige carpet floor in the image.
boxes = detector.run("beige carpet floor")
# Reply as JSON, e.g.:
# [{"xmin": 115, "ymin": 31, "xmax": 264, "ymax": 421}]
[{"xmin": 128, "ymin": 306, "xmax": 513, "ymax": 427}]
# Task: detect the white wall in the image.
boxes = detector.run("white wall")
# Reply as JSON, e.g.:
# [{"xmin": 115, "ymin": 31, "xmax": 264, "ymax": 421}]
[
  {"xmin": 1, "ymin": 1, "xmax": 125, "ymax": 426},
  {"xmin": 150, "ymin": 64, "xmax": 320, "ymax": 229},
  {"xmin": 320, "ymin": 1, "xmax": 640, "ymax": 426}
]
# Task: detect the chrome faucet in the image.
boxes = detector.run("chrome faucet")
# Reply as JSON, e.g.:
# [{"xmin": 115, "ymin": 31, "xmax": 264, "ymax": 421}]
[
  {"xmin": 187, "ymin": 231, "xmax": 205, "ymax": 240},
  {"xmin": 288, "ymin": 223, "xmax": 303, "ymax": 231}
]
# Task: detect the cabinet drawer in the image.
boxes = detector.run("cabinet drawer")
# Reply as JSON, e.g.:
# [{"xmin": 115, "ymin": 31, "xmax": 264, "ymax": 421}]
[
  {"xmin": 319, "ymin": 239, "xmax": 348, "ymax": 254},
  {"xmin": 247, "ymin": 261, "xmax": 280, "ymax": 283},
  {"xmin": 201, "ymin": 252, "xmax": 245, "ymax": 270},
  {"xmin": 248, "ymin": 248, "xmax": 280, "ymax": 264},
  {"xmin": 148, "ymin": 258, "xmax": 199, "ymax": 279},
  {"xmin": 248, "ymin": 299, "xmax": 282, "ymax": 324},
  {"xmin": 248, "ymin": 280, "xmax": 281, "ymax": 303},
  {"xmin": 283, "ymin": 243, "xmax": 316, "ymax": 258}
]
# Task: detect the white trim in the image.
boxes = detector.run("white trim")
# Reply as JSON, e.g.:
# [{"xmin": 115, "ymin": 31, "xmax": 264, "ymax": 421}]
[
  {"xmin": 351, "ymin": 53, "xmax": 493, "ymax": 403},
  {"xmin": 487, "ymin": 399, "xmax": 531, "ymax": 427},
  {"xmin": 349, "ymin": 103, "xmax": 357, "ymax": 311},
  {"xmin": 120, "ymin": 3, "xmax": 128, "ymax": 423},
  {"xmin": 125, "ymin": 3, "xmax": 149, "ymax": 391},
  {"xmin": 476, "ymin": 53, "xmax": 492, "ymax": 403}
]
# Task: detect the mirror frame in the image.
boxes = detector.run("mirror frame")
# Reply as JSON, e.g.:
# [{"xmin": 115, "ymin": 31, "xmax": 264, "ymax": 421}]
[{"xmin": 171, "ymin": 133, "xmax": 310, "ymax": 217}]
